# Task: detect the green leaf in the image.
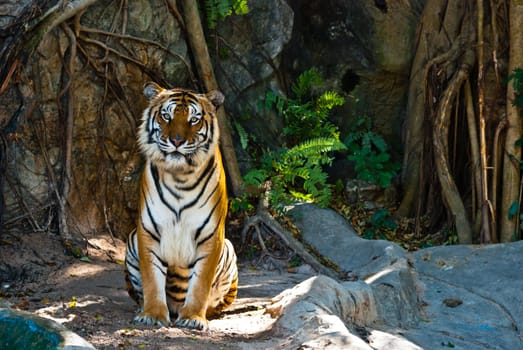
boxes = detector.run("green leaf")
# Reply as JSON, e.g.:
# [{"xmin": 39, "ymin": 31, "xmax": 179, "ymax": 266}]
[
  {"xmin": 244, "ymin": 169, "xmax": 268, "ymax": 187},
  {"xmin": 234, "ymin": 121, "xmax": 249, "ymax": 150},
  {"xmin": 204, "ymin": 0, "xmax": 249, "ymax": 28},
  {"xmin": 291, "ymin": 68, "xmax": 322, "ymax": 100},
  {"xmin": 232, "ymin": 0, "xmax": 249, "ymax": 15}
]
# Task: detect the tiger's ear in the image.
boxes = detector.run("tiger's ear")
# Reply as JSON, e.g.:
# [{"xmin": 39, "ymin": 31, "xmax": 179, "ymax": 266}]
[
  {"xmin": 206, "ymin": 90, "xmax": 225, "ymax": 108},
  {"xmin": 143, "ymin": 82, "xmax": 164, "ymax": 100}
]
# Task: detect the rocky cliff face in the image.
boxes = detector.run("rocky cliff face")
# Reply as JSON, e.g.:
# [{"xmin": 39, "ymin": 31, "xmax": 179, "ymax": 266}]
[
  {"xmin": 0, "ymin": 0, "xmax": 294, "ymax": 239},
  {"xmin": 1, "ymin": 0, "xmax": 190, "ymax": 238},
  {"xmin": 0, "ymin": 0, "xmax": 422, "ymax": 239},
  {"xmin": 283, "ymin": 0, "xmax": 425, "ymax": 150}
]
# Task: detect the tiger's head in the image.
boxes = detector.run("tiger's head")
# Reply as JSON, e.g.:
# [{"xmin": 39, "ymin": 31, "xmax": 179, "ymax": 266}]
[{"xmin": 138, "ymin": 82, "xmax": 224, "ymax": 169}]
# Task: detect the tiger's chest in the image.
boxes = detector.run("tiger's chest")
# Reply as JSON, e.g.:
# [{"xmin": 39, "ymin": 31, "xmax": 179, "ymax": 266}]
[
  {"xmin": 143, "ymin": 162, "xmax": 221, "ymax": 267},
  {"xmin": 158, "ymin": 206, "xmax": 211, "ymax": 267}
]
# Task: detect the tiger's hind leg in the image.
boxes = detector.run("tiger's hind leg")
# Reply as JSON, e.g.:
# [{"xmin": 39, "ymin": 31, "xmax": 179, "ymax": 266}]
[
  {"xmin": 124, "ymin": 230, "xmax": 143, "ymax": 306},
  {"xmin": 206, "ymin": 239, "xmax": 239, "ymax": 319},
  {"xmin": 207, "ymin": 273, "xmax": 238, "ymax": 319}
]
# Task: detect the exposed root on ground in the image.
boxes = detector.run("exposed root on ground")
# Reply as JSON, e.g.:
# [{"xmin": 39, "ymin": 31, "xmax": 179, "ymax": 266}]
[{"xmin": 241, "ymin": 201, "xmax": 339, "ymax": 280}]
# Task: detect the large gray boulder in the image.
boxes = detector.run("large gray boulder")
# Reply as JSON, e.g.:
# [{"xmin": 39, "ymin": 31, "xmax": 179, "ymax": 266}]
[
  {"xmin": 406, "ymin": 242, "xmax": 523, "ymax": 349},
  {"xmin": 281, "ymin": 204, "xmax": 523, "ymax": 349},
  {"xmin": 289, "ymin": 203, "xmax": 420, "ymax": 328}
]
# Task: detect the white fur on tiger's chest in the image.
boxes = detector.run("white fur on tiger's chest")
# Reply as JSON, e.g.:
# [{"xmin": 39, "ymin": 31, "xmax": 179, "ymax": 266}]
[
  {"xmin": 161, "ymin": 213, "xmax": 202, "ymax": 267},
  {"xmin": 141, "ymin": 159, "xmax": 221, "ymax": 268},
  {"xmin": 154, "ymin": 195, "xmax": 216, "ymax": 268}
]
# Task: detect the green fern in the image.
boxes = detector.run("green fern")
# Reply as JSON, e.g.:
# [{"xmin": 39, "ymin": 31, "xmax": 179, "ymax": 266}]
[
  {"xmin": 284, "ymin": 137, "xmax": 346, "ymax": 163},
  {"xmin": 204, "ymin": 0, "xmax": 249, "ymax": 29},
  {"xmin": 243, "ymin": 137, "xmax": 344, "ymax": 209},
  {"xmin": 316, "ymin": 91, "xmax": 345, "ymax": 117},
  {"xmin": 264, "ymin": 69, "xmax": 344, "ymax": 144},
  {"xmin": 243, "ymin": 168, "xmax": 269, "ymax": 187},
  {"xmin": 233, "ymin": 121, "xmax": 249, "ymax": 150},
  {"xmin": 291, "ymin": 67, "xmax": 323, "ymax": 101},
  {"xmin": 238, "ymin": 69, "xmax": 347, "ymax": 211},
  {"xmin": 344, "ymin": 116, "xmax": 399, "ymax": 188}
]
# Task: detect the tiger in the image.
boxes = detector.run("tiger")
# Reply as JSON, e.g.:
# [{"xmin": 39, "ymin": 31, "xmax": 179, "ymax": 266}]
[{"xmin": 124, "ymin": 82, "xmax": 238, "ymax": 331}]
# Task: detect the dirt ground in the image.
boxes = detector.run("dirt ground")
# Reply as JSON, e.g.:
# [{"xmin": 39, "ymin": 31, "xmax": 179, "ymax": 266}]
[{"xmin": 0, "ymin": 231, "xmax": 314, "ymax": 349}]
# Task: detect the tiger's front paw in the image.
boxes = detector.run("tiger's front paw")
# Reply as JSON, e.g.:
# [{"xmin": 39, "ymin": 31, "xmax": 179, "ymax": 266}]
[
  {"xmin": 134, "ymin": 310, "xmax": 170, "ymax": 327},
  {"xmin": 175, "ymin": 315, "xmax": 208, "ymax": 331}
]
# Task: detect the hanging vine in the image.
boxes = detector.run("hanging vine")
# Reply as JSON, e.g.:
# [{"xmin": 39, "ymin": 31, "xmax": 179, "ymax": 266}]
[{"xmin": 399, "ymin": 0, "xmax": 510, "ymax": 243}]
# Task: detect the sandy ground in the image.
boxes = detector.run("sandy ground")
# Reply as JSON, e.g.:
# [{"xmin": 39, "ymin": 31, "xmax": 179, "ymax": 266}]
[{"xmin": 0, "ymin": 231, "xmax": 314, "ymax": 349}]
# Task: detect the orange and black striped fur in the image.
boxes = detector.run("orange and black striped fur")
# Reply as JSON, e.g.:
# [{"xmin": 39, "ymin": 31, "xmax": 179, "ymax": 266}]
[{"xmin": 125, "ymin": 82, "xmax": 238, "ymax": 330}]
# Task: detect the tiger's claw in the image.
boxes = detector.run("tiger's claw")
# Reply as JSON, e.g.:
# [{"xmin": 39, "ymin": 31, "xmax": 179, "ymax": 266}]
[
  {"xmin": 134, "ymin": 313, "xmax": 170, "ymax": 327},
  {"xmin": 175, "ymin": 316, "xmax": 208, "ymax": 331}
]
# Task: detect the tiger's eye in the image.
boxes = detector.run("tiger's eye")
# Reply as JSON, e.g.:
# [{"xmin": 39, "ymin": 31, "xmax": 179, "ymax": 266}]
[
  {"xmin": 189, "ymin": 116, "xmax": 200, "ymax": 125},
  {"xmin": 161, "ymin": 112, "xmax": 170, "ymax": 122}
]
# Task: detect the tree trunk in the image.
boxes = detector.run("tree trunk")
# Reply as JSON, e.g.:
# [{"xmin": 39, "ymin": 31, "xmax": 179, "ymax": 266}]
[
  {"xmin": 179, "ymin": 0, "xmax": 243, "ymax": 197},
  {"xmin": 398, "ymin": 0, "xmax": 467, "ymax": 217},
  {"xmin": 500, "ymin": 0, "xmax": 523, "ymax": 242}
]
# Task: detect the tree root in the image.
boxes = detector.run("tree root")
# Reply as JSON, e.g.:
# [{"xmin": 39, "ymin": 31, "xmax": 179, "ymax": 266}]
[{"xmin": 241, "ymin": 205, "xmax": 339, "ymax": 280}]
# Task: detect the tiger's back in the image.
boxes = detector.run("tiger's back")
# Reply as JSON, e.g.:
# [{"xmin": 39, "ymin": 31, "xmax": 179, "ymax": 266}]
[{"xmin": 125, "ymin": 82, "xmax": 238, "ymax": 330}]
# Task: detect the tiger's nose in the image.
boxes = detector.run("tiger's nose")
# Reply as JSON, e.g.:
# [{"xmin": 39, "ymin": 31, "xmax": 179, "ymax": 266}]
[{"xmin": 171, "ymin": 135, "xmax": 185, "ymax": 147}]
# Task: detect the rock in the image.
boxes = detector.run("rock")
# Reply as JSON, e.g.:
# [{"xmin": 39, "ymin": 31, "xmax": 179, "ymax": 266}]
[
  {"xmin": 282, "ymin": 0, "xmax": 424, "ymax": 147},
  {"xmin": 405, "ymin": 242, "xmax": 523, "ymax": 349},
  {"xmin": 265, "ymin": 274, "xmax": 423, "ymax": 349},
  {"xmin": 214, "ymin": 0, "xmax": 293, "ymax": 96},
  {"xmin": 283, "ymin": 204, "xmax": 523, "ymax": 349},
  {"xmin": 267, "ymin": 275, "xmax": 377, "ymax": 349},
  {"xmin": 213, "ymin": 0, "xmax": 294, "ymax": 152},
  {"xmin": 288, "ymin": 203, "xmax": 420, "ymax": 327},
  {"xmin": 0, "ymin": 307, "xmax": 95, "ymax": 350}
]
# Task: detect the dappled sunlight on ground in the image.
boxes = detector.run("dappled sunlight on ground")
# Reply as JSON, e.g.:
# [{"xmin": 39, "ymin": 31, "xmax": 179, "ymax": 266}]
[{"xmin": 0, "ymin": 232, "xmax": 318, "ymax": 349}]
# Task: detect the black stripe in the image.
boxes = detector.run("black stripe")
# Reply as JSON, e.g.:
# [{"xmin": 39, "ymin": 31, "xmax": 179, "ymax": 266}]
[
  {"xmin": 196, "ymin": 230, "xmax": 215, "ymax": 248},
  {"xmin": 127, "ymin": 233, "xmax": 139, "ymax": 258},
  {"xmin": 184, "ymin": 95, "xmax": 198, "ymax": 104},
  {"xmin": 194, "ymin": 192, "xmax": 222, "ymax": 242},
  {"xmin": 150, "ymin": 163, "xmax": 179, "ymax": 217},
  {"xmin": 170, "ymin": 297, "xmax": 186, "ymax": 303},
  {"xmin": 177, "ymin": 156, "xmax": 215, "ymax": 191},
  {"xmin": 143, "ymin": 183, "xmax": 161, "ymax": 234},
  {"xmin": 126, "ymin": 259, "xmax": 140, "ymax": 272},
  {"xmin": 221, "ymin": 250, "xmax": 233, "ymax": 273},
  {"xmin": 129, "ymin": 275, "xmax": 141, "ymax": 284},
  {"xmin": 145, "ymin": 110, "xmax": 152, "ymax": 139},
  {"xmin": 151, "ymin": 250, "xmax": 167, "ymax": 268},
  {"xmin": 179, "ymin": 163, "xmax": 216, "ymax": 216},
  {"xmin": 167, "ymin": 285, "xmax": 187, "ymax": 294},
  {"xmin": 152, "ymin": 262, "xmax": 167, "ymax": 276},
  {"xmin": 200, "ymin": 180, "xmax": 220, "ymax": 208},
  {"xmin": 163, "ymin": 180, "xmax": 182, "ymax": 200},
  {"xmin": 167, "ymin": 271, "xmax": 190, "ymax": 282},
  {"xmin": 188, "ymin": 256, "xmax": 205, "ymax": 269},
  {"xmin": 144, "ymin": 209, "xmax": 161, "ymax": 243}
]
